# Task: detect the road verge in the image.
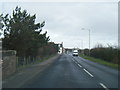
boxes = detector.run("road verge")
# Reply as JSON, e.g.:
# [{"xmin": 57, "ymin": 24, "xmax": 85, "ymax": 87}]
[
  {"xmin": 79, "ymin": 54, "xmax": 119, "ymax": 69},
  {"xmin": 3, "ymin": 54, "xmax": 61, "ymax": 88}
]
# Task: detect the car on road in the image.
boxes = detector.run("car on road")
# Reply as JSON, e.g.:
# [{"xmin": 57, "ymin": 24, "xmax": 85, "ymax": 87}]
[{"xmin": 73, "ymin": 50, "xmax": 78, "ymax": 56}]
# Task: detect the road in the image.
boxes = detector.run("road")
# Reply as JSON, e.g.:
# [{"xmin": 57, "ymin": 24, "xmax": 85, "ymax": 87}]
[{"xmin": 22, "ymin": 53, "xmax": 118, "ymax": 89}]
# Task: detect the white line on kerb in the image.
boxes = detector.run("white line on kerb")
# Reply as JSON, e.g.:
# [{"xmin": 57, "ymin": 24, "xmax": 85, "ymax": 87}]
[
  {"xmin": 99, "ymin": 83, "xmax": 109, "ymax": 90},
  {"xmin": 78, "ymin": 64, "xmax": 82, "ymax": 67},
  {"xmin": 83, "ymin": 69, "xmax": 94, "ymax": 77}
]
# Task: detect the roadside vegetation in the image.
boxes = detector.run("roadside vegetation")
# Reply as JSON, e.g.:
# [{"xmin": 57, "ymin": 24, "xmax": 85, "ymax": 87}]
[
  {"xmin": 79, "ymin": 54, "xmax": 119, "ymax": 69},
  {"xmin": 0, "ymin": 6, "xmax": 59, "ymax": 67},
  {"xmin": 80, "ymin": 44, "xmax": 119, "ymax": 69},
  {"xmin": 17, "ymin": 54, "xmax": 55, "ymax": 69}
]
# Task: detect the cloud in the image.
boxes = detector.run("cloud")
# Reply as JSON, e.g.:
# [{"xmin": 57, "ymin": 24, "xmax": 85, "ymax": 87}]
[{"xmin": 1, "ymin": 2, "xmax": 118, "ymax": 48}]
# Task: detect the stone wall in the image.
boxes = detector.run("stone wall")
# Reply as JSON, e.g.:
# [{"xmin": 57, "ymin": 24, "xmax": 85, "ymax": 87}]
[{"xmin": 2, "ymin": 50, "xmax": 16, "ymax": 79}]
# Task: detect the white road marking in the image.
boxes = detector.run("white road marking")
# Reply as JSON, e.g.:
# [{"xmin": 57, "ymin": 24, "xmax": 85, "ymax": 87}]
[
  {"xmin": 99, "ymin": 83, "xmax": 109, "ymax": 90},
  {"xmin": 78, "ymin": 64, "xmax": 82, "ymax": 67},
  {"xmin": 83, "ymin": 69, "xmax": 94, "ymax": 77}
]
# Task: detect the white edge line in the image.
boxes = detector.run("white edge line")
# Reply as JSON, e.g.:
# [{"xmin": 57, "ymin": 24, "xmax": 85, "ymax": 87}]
[
  {"xmin": 83, "ymin": 69, "xmax": 94, "ymax": 77},
  {"xmin": 78, "ymin": 64, "xmax": 82, "ymax": 67},
  {"xmin": 99, "ymin": 83, "xmax": 109, "ymax": 90}
]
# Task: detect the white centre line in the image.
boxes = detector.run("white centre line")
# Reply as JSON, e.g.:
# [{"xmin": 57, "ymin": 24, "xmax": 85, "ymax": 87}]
[
  {"xmin": 78, "ymin": 64, "xmax": 82, "ymax": 67},
  {"xmin": 99, "ymin": 83, "xmax": 109, "ymax": 90},
  {"xmin": 83, "ymin": 69, "xmax": 94, "ymax": 77}
]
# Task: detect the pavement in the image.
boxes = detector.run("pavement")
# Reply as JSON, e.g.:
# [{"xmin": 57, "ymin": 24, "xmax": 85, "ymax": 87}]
[
  {"xmin": 2, "ymin": 54, "xmax": 60, "ymax": 88},
  {"xmin": 2, "ymin": 53, "xmax": 119, "ymax": 89}
]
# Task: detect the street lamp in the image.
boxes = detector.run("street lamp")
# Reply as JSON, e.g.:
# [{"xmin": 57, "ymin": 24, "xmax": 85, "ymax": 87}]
[{"xmin": 81, "ymin": 28, "xmax": 91, "ymax": 56}]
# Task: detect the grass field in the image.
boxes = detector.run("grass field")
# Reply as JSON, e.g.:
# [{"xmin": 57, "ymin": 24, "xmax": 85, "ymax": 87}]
[{"xmin": 79, "ymin": 54, "xmax": 119, "ymax": 69}]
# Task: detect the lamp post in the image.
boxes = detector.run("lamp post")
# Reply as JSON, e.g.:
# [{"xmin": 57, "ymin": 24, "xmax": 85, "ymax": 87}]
[{"xmin": 81, "ymin": 28, "xmax": 91, "ymax": 56}]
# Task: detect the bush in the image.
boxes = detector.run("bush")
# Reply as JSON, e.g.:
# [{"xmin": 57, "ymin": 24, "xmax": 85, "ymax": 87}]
[{"xmin": 90, "ymin": 44, "xmax": 118, "ymax": 64}]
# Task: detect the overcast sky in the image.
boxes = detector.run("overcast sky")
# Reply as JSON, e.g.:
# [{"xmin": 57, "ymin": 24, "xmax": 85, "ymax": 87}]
[{"xmin": 0, "ymin": 0, "xmax": 118, "ymax": 49}]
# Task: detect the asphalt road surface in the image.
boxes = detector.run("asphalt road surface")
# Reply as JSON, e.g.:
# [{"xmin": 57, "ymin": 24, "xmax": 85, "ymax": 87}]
[{"xmin": 22, "ymin": 53, "xmax": 118, "ymax": 89}]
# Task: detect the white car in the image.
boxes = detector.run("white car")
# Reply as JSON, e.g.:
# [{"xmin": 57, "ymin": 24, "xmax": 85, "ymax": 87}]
[{"xmin": 73, "ymin": 50, "xmax": 78, "ymax": 56}]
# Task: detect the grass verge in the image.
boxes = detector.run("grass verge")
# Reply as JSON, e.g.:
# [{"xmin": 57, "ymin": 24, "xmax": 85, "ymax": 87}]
[
  {"xmin": 79, "ymin": 54, "xmax": 119, "ymax": 69},
  {"xmin": 33, "ymin": 54, "xmax": 55, "ymax": 64},
  {"xmin": 17, "ymin": 54, "xmax": 56, "ymax": 69}
]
